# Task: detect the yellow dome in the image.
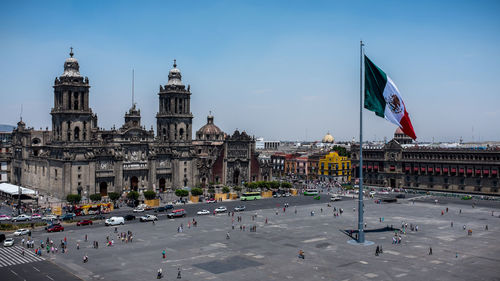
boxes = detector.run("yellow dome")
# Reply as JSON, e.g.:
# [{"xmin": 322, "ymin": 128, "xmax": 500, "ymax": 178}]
[{"xmin": 322, "ymin": 132, "xmax": 334, "ymax": 143}]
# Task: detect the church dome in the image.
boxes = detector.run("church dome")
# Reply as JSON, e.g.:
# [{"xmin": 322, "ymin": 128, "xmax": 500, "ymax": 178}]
[
  {"xmin": 322, "ymin": 132, "xmax": 334, "ymax": 143},
  {"xmin": 61, "ymin": 48, "xmax": 81, "ymax": 77},
  {"xmin": 167, "ymin": 59, "xmax": 183, "ymax": 86},
  {"xmin": 197, "ymin": 114, "xmax": 224, "ymax": 141}
]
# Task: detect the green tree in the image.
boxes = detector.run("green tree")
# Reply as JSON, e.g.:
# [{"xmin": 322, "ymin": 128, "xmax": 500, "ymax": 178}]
[
  {"xmin": 108, "ymin": 192, "xmax": 120, "ymax": 202},
  {"xmin": 191, "ymin": 188, "xmax": 203, "ymax": 196},
  {"xmin": 233, "ymin": 186, "xmax": 242, "ymax": 192},
  {"xmin": 270, "ymin": 181, "xmax": 280, "ymax": 189},
  {"xmin": 175, "ymin": 189, "xmax": 189, "ymax": 199},
  {"xmin": 89, "ymin": 193, "xmax": 102, "ymax": 202},
  {"xmin": 332, "ymin": 145, "xmax": 350, "ymax": 157},
  {"xmin": 222, "ymin": 186, "xmax": 230, "ymax": 193},
  {"xmin": 66, "ymin": 194, "xmax": 82, "ymax": 204},
  {"xmin": 247, "ymin": 182, "xmax": 258, "ymax": 190},
  {"xmin": 281, "ymin": 182, "xmax": 292, "ymax": 189},
  {"xmin": 143, "ymin": 190, "xmax": 156, "ymax": 200},
  {"xmin": 127, "ymin": 191, "xmax": 140, "ymax": 201},
  {"xmin": 208, "ymin": 187, "xmax": 215, "ymax": 195}
]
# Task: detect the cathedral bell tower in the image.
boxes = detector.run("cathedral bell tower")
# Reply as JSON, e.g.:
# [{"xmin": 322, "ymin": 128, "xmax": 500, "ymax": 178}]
[
  {"xmin": 51, "ymin": 48, "xmax": 96, "ymax": 142},
  {"xmin": 156, "ymin": 60, "xmax": 193, "ymax": 144}
]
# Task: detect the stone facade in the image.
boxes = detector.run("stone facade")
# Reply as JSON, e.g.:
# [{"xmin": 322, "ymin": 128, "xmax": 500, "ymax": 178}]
[{"xmin": 9, "ymin": 50, "xmax": 266, "ymax": 199}]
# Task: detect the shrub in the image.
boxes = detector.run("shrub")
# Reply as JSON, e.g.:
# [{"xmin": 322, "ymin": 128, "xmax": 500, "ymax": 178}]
[
  {"xmin": 270, "ymin": 181, "xmax": 280, "ymax": 189},
  {"xmin": 66, "ymin": 194, "xmax": 81, "ymax": 204},
  {"xmin": 108, "ymin": 192, "xmax": 120, "ymax": 201},
  {"xmin": 127, "ymin": 191, "xmax": 140, "ymax": 201},
  {"xmin": 191, "ymin": 188, "xmax": 203, "ymax": 196},
  {"xmin": 175, "ymin": 189, "xmax": 189, "ymax": 198},
  {"xmin": 233, "ymin": 186, "xmax": 242, "ymax": 192},
  {"xmin": 89, "ymin": 194, "xmax": 102, "ymax": 202},
  {"xmin": 143, "ymin": 190, "xmax": 156, "ymax": 200},
  {"xmin": 281, "ymin": 182, "xmax": 292, "ymax": 189},
  {"xmin": 222, "ymin": 186, "xmax": 230, "ymax": 193},
  {"xmin": 208, "ymin": 187, "xmax": 215, "ymax": 194}
]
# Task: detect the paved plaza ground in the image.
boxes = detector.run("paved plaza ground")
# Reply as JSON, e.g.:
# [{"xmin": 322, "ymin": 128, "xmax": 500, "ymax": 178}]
[{"xmin": 2, "ymin": 195, "xmax": 500, "ymax": 281}]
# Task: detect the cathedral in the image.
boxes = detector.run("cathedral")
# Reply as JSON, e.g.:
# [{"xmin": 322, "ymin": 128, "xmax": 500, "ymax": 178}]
[{"xmin": 10, "ymin": 49, "xmax": 271, "ymax": 199}]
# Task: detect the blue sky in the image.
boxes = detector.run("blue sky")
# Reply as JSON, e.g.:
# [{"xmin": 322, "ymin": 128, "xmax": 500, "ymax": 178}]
[{"xmin": 1, "ymin": 0, "xmax": 499, "ymax": 142}]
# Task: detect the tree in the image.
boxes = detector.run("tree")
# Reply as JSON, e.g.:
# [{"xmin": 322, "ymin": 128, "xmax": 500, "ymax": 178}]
[
  {"xmin": 247, "ymin": 182, "xmax": 258, "ymax": 190},
  {"xmin": 143, "ymin": 190, "xmax": 156, "ymax": 200},
  {"xmin": 66, "ymin": 194, "xmax": 81, "ymax": 205},
  {"xmin": 191, "ymin": 187, "xmax": 203, "ymax": 196},
  {"xmin": 208, "ymin": 187, "xmax": 215, "ymax": 195},
  {"xmin": 222, "ymin": 186, "xmax": 230, "ymax": 193},
  {"xmin": 332, "ymin": 145, "xmax": 350, "ymax": 157},
  {"xmin": 89, "ymin": 194, "xmax": 102, "ymax": 202},
  {"xmin": 270, "ymin": 181, "xmax": 280, "ymax": 190},
  {"xmin": 175, "ymin": 189, "xmax": 189, "ymax": 199},
  {"xmin": 281, "ymin": 182, "xmax": 292, "ymax": 189},
  {"xmin": 108, "ymin": 192, "xmax": 120, "ymax": 202},
  {"xmin": 127, "ymin": 191, "xmax": 140, "ymax": 201},
  {"xmin": 233, "ymin": 186, "xmax": 242, "ymax": 192}
]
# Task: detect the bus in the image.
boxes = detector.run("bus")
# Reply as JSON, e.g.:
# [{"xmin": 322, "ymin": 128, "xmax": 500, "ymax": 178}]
[
  {"xmin": 240, "ymin": 192, "xmax": 262, "ymax": 201},
  {"xmin": 303, "ymin": 189, "xmax": 319, "ymax": 196}
]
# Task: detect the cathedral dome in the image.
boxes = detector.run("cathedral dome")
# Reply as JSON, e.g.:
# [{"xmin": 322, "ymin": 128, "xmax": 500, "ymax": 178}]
[
  {"xmin": 197, "ymin": 114, "xmax": 224, "ymax": 141},
  {"xmin": 167, "ymin": 59, "xmax": 183, "ymax": 86},
  {"xmin": 61, "ymin": 47, "xmax": 81, "ymax": 77},
  {"xmin": 322, "ymin": 132, "xmax": 334, "ymax": 143}
]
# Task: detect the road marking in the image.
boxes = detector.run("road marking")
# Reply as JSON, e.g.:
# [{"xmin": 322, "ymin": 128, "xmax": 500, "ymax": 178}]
[
  {"xmin": 46, "ymin": 275, "xmax": 55, "ymax": 280},
  {"xmin": 10, "ymin": 269, "xmax": 19, "ymax": 276},
  {"xmin": 33, "ymin": 266, "xmax": 40, "ymax": 272},
  {"xmin": 359, "ymin": 260, "xmax": 368, "ymax": 264},
  {"xmin": 302, "ymin": 237, "xmax": 327, "ymax": 243}
]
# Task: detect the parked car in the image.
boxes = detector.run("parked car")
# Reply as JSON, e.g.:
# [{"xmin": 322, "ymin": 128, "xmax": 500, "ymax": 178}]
[
  {"xmin": 164, "ymin": 204, "xmax": 174, "ymax": 210},
  {"xmin": 3, "ymin": 238, "xmax": 14, "ymax": 247},
  {"xmin": 47, "ymin": 224, "xmax": 64, "ymax": 232},
  {"xmin": 0, "ymin": 215, "xmax": 11, "ymax": 221},
  {"xmin": 284, "ymin": 193, "xmax": 291, "ymax": 197},
  {"xmin": 14, "ymin": 229, "xmax": 31, "ymax": 236},
  {"xmin": 45, "ymin": 223, "xmax": 62, "ymax": 230},
  {"xmin": 140, "ymin": 214, "xmax": 158, "ymax": 222},
  {"xmin": 133, "ymin": 208, "xmax": 145, "ymax": 213},
  {"xmin": 91, "ymin": 214, "xmax": 106, "ymax": 220},
  {"xmin": 12, "ymin": 214, "xmax": 31, "ymax": 222},
  {"xmin": 42, "ymin": 215, "xmax": 58, "ymax": 221},
  {"xmin": 154, "ymin": 206, "xmax": 167, "ymax": 213},
  {"xmin": 167, "ymin": 209, "xmax": 186, "ymax": 218},
  {"xmin": 215, "ymin": 206, "xmax": 227, "ymax": 213},
  {"xmin": 87, "ymin": 210, "xmax": 100, "ymax": 215},
  {"xmin": 234, "ymin": 206, "xmax": 246, "ymax": 212},
  {"xmin": 331, "ymin": 195, "xmax": 342, "ymax": 201},
  {"xmin": 31, "ymin": 214, "xmax": 42, "ymax": 220},
  {"xmin": 124, "ymin": 214, "xmax": 136, "ymax": 221},
  {"xmin": 197, "ymin": 209, "xmax": 210, "ymax": 215},
  {"xmin": 205, "ymin": 198, "xmax": 216, "ymax": 203},
  {"xmin": 105, "ymin": 217, "xmax": 124, "ymax": 226},
  {"xmin": 61, "ymin": 213, "xmax": 76, "ymax": 221},
  {"xmin": 76, "ymin": 219, "xmax": 93, "ymax": 226}
]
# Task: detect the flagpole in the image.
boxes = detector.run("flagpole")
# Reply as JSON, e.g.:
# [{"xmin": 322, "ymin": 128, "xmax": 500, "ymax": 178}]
[{"xmin": 358, "ymin": 40, "xmax": 365, "ymax": 243}]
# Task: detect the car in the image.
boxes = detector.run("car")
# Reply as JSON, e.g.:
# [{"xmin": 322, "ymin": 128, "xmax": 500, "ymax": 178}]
[
  {"xmin": 369, "ymin": 191, "xmax": 376, "ymax": 196},
  {"xmin": 205, "ymin": 198, "xmax": 216, "ymax": 203},
  {"xmin": 164, "ymin": 204, "xmax": 174, "ymax": 210},
  {"xmin": 105, "ymin": 217, "xmax": 125, "ymax": 226},
  {"xmin": 330, "ymin": 195, "xmax": 342, "ymax": 201},
  {"xmin": 31, "ymin": 213, "xmax": 42, "ymax": 220},
  {"xmin": 215, "ymin": 206, "xmax": 227, "ymax": 213},
  {"xmin": 167, "ymin": 209, "xmax": 186, "ymax": 218},
  {"xmin": 12, "ymin": 214, "xmax": 30, "ymax": 222},
  {"xmin": 42, "ymin": 215, "xmax": 58, "ymax": 221},
  {"xmin": 133, "ymin": 208, "xmax": 145, "ymax": 213},
  {"xmin": 76, "ymin": 219, "xmax": 93, "ymax": 226},
  {"xmin": 61, "ymin": 213, "xmax": 76, "ymax": 221},
  {"xmin": 14, "ymin": 229, "xmax": 31, "ymax": 236},
  {"xmin": 154, "ymin": 206, "xmax": 167, "ymax": 213},
  {"xmin": 91, "ymin": 214, "xmax": 106, "ymax": 220},
  {"xmin": 396, "ymin": 194, "xmax": 406, "ymax": 199},
  {"xmin": 234, "ymin": 206, "xmax": 246, "ymax": 212},
  {"xmin": 140, "ymin": 214, "xmax": 158, "ymax": 222},
  {"xmin": 47, "ymin": 224, "xmax": 64, "ymax": 232},
  {"xmin": 284, "ymin": 193, "xmax": 291, "ymax": 197},
  {"xmin": 45, "ymin": 223, "xmax": 61, "ymax": 230},
  {"xmin": 3, "ymin": 238, "xmax": 14, "ymax": 247},
  {"xmin": 124, "ymin": 214, "xmax": 136, "ymax": 221},
  {"xmin": 87, "ymin": 210, "xmax": 100, "ymax": 215},
  {"xmin": 197, "ymin": 209, "xmax": 210, "ymax": 215},
  {"xmin": 0, "ymin": 215, "xmax": 11, "ymax": 221}
]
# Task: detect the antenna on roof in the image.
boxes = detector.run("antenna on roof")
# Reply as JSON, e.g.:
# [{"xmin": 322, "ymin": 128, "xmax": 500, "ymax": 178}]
[
  {"xmin": 20, "ymin": 104, "xmax": 23, "ymax": 121},
  {"xmin": 132, "ymin": 69, "xmax": 135, "ymax": 107}
]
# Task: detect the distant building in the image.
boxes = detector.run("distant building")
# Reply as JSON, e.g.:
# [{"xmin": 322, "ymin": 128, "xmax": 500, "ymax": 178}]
[
  {"xmin": 0, "ymin": 130, "xmax": 12, "ymax": 183},
  {"xmin": 255, "ymin": 137, "xmax": 280, "ymax": 150},
  {"xmin": 318, "ymin": 151, "xmax": 351, "ymax": 183}
]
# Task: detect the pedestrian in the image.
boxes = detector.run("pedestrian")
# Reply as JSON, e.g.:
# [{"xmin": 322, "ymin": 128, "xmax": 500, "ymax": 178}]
[
  {"xmin": 429, "ymin": 247, "xmax": 432, "ymax": 255},
  {"xmin": 77, "ymin": 243, "xmax": 80, "ymax": 250},
  {"xmin": 85, "ymin": 234, "xmax": 88, "ymax": 241},
  {"xmin": 375, "ymin": 245, "xmax": 379, "ymax": 256},
  {"xmin": 485, "ymin": 225, "xmax": 488, "ymax": 231},
  {"xmin": 265, "ymin": 217, "xmax": 268, "ymax": 224},
  {"xmin": 451, "ymin": 222, "xmax": 453, "ymax": 227},
  {"xmin": 162, "ymin": 250, "xmax": 166, "ymax": 259}
]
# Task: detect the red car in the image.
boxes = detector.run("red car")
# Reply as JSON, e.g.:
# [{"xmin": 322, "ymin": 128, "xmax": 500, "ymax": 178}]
[
  {"xmin": 47, "ymin": 225, "xmax": 64, "ymax": 232},
  {"xmin": 206, "ymin": 198, "xmax": 216, "ymax": 203},
  {"xmin": 76, "ymin": 220, "xmax": 93, "ymax": 226}
]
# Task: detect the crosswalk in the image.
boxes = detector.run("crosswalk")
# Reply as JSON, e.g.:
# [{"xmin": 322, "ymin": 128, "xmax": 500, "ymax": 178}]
[{"xmin": 0, "ymin": 246, "xmax": 44, "ymax": 267}]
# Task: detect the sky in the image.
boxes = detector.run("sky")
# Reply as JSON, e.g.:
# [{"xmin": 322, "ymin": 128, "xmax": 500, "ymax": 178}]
[{"xmin": 1, "ymin": 0, "xmax": 499, "ymax": 143}]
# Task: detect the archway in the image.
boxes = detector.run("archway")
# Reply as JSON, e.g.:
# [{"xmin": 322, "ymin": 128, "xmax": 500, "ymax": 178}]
[
  {"xmin": 99, "ymin": 182, "xmax": 108, "ymax": 196},
  {"xmin": 233, "ymin": 168, "xmax": 240, "ymax": 185},
  {"xmin": 131, "ymin": 176, "xmax": 139, "ymax": 191},
  {"xmin": 201, "ymin": 177, "xmax": 206, "ymax": 189},
  {"xmin": 159, "ymin": 178, "xmax": 166, "ymax": 193}
]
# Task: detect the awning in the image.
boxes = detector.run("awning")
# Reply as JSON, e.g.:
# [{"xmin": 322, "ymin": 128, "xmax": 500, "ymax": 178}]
[
  {"xmin": 421, "ymin": 167, "xmax": 426, "ymax": 171},
  {"xmin": 413, "ymin": 167, "xmax": 419, "ymax": 172},
  {"xmin": 475, "ymin": 169, "xmax": 481, "ymax": 174},
  {"xmin": 459, "ymin": 168, "xmax": 464, "ymax": 173},
  {"xmin": 493, "ymin": 170, "xmax": 498, "ymax": 175},
  {"xmin": 374, "ymin": 165, "xmax": 379, "ymax": 170},
  {"xmin": 436, "ymin": 168, "xmax": 441, "ymax": 172},
  {"xmin": 362, "ymin": 165, "xmax": 366, "ymax": 169},
  {"xmin": 467, "ymin": 169, "xmax": 472, "ymax": 174},
  {"xmin": 444, "ymin": 168, "xmax": 449, "ymax": 173},
  {"xmin": 390, "ymin": 166, "xmax": 395, "ymax": 171},
  {"xmin": 368, "ymin": 165, "xmax": 373, "ymax": 169},
  {"xmin": 0, "ymin": 183, "xmax": 36, "ymax": 196},
  {"xmin": 483, "ymin": 170, "xmax": 489, "ymax": 175},
  {"xmin": 428, "ymin": 167, "xmax": 433, "ymax": 172},
  {"xmin": 452, "ymin": 168, "xmax": 457, "ymax": 173},
  {"xmin": 405, "ymin": 167, "xmax": 410, "ymax": 171}
]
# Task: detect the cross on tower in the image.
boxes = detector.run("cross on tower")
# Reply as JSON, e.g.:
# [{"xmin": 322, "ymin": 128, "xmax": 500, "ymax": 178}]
[
  {"xmin": 70, "ymin": 47, "xmax": 74, "ymax": 57},
  {"xmin": 173, "ymin": 59, "xmax": 177, "ymax": 68}
]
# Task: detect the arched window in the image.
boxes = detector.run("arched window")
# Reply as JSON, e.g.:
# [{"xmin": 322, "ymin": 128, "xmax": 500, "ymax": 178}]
[
  {"xmin": 74, "ymin": 127, "xmax": 80, "ymax": 141},
  {"xmin": 179, "ymin": 128, "xmax": 184, "ymax": 140}
]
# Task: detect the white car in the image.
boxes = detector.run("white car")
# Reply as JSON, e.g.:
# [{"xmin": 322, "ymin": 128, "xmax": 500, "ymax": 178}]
[
  {"xmin": 139, "ymin": 214, "xmax": 158, "ymax": 222},
  {"xmin": 31, "ymin": 214, "xmax": 42, "ymax": 220},
  {"xmin": 133, "ymin": 208, "xmax": 145, "ymax": 213},
  {"xmin": 105, "ymin": 217, "xmax": 125, "ymax": 226},
  {"xmin": 3, "ymin": 238, "xmax": 14, "ymax": 247},
  {"xmin": 0, "ymin": 215, "xmax": 11, "ymax": 221},
  {"xmin": 215, "ymin": 206, "xmax": 227, "ymax": 213},
  {"xmin": 369, "ymin": 191, "xmax": 376, "ymax": 196},
  {"xmin": 14, "ymin": 229, "xmax": 31, "ymax": 236},
  {"xmin": 330, "ymin": 195, "xmax": 342, "ymax": 201},
  {"xmin": 42, "ymin": 215, "xmax": 58, "ymax": 221},
  {"xmin": 12, "ymin": 214, "xmax": 31, "ymax": 222},
  {"xmin": 197, "ymin": 209, "xmax": 210, "ymax": 215}
]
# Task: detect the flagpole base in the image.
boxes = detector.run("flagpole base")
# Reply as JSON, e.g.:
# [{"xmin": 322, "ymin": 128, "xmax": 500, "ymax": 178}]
[{"xmin": 347, "ymin": 239, "xmax": 374, "ymax": 246}]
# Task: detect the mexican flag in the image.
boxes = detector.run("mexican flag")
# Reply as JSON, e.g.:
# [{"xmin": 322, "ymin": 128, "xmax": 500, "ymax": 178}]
[{"xmin": 364, "ymin": 55, "xmax": 417, "ymax": 140}]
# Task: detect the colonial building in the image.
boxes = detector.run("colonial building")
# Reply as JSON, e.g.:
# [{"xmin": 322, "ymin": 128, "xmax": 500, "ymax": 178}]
[
  {"xmin": 318, "ymin": 151, "xmax": 351, "ymax": 183},
  {"xmin": 9, "ymin": 49, "xmax": 267, "ymax": 199},
  {"xmin": 0, "ymin": 131, "xmax": 12, "ymax": 183},
  {"xmin": 351, "ymin": 130, "xmax": 500, "ymax": 195}
]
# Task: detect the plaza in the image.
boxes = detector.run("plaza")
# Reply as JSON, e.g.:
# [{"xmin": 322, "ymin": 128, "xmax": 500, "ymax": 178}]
[{"xmin": 2, "ymin": 195, "xmax": 499, "ymax": 281}]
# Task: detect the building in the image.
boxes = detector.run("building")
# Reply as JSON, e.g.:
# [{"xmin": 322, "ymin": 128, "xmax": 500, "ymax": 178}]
[
  {"xmin": 9, "ymin": 49, "xmax": 267, "ymax": 199},
  {"xmin": 256, "ymin": 138, "xmax": 280, "ymax": 150},
  {"xmin": 318, "ymin": 151, "xmax": 351, "ymax": 183},
  {"xmin": 351, "ymin": 130, "xmax": 500, "ymax": 195},
  {"xmin": 0, "ymin": 130, "xmax": 12, "ymax": 183}
]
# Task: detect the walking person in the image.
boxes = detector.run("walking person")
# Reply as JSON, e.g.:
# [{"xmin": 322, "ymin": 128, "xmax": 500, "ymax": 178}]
[{"xmin": 429, "ymin": 247, "xmax": 433, "ymax": 255}]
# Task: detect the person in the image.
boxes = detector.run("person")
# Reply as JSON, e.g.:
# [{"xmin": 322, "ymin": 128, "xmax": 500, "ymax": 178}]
[
  {"xmin": 298, "ymin": 249, "xmax": 305, "ymax": 259},
  {"xmin": 83, "ymin": 254, "xmax": 88, "ymax": 263},
  {"xmin": 485, "ymin": 225, "xmax": 488, "ymax": 231},
  {"xmin": 429, "ymin": 247, "xmax": 432, "ymax": 255},
  {"xmin": 451, "ymin": 222, "xmax": 453, "ymax": 227},
  {"xmin": 77, "ymin": 243, "xmax": 80, "ymax": 250},
  {"xmin": 375, "ymin": 245, "xmax": 379, "ymax": 256},
  {"xmin": 162, "ymin": 250, "xmax": 166, "ymax": 259},
  {"xmin": 157, "ymin": 268, "xmax": 162, "ymax": 279},
  {"xmin": 226, "ymin": 232, "xmax": 230, "ymax": 240}
]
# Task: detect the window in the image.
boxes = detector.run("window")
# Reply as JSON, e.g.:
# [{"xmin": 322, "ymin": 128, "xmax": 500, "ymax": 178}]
[{"xmin": 78, "ymin": 174, "xmax": 81, "ymax": 179}]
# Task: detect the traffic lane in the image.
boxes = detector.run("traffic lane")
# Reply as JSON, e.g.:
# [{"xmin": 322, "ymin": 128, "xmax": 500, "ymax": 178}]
[
  {"xmin": 0, "ymin": 261, "xmax": 81, "ymax": 281},
  {"xmin": 413, "ymin": 196, "xmax": 500, "ymax": 209}
]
